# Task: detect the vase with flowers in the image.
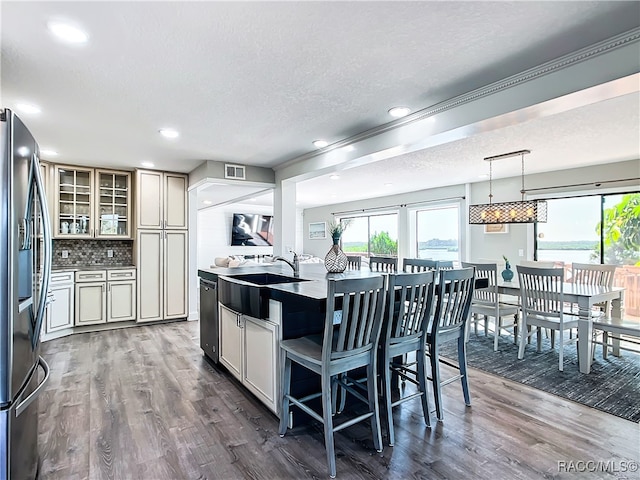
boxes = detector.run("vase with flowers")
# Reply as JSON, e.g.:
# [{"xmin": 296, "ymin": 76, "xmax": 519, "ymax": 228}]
[
  {"xmin": 324, "ymin": 220, "xmax": 350, "ymax": 272},
  {"xmin": 501, "ymin": 255, "xmax": 514, "ymax": 281}
]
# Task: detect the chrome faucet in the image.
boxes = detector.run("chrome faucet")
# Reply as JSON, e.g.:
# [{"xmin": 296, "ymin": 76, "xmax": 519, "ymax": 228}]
[{"xmin": 273, "ymin": 252, "xmax": 299, "ymax": 277}]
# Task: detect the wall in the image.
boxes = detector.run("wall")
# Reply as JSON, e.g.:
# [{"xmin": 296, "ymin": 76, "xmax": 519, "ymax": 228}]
[
  {"xmin": 197, "ymin": 203, "xmax": 274, "ymax": 269},
  {"xmin": 303, "ymin": 159, "xmax": 639, "ymax": 265}
]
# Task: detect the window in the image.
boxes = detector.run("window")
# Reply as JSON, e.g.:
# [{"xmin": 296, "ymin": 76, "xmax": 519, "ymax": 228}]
[
  {"xmin": 535, "ymin": 191, "xmax": 639, "ymax": 318},
  {"xmin": 536, "ymin": 196, "xmax": 600, "ymax": 265},
  {"xmin": 415, "ymin": 205, "xmax": 460, "ymax": 261},
  {"xmin": 535, "ymin": 192, "xmax": 639, "ymax": 266},
  {"xmin": 340, "ymin": 213, "xmax": 398, "ymax": 257}
]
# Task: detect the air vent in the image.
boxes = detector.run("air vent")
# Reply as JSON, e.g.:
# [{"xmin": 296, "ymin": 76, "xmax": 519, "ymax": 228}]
[{"xmin": 225, "ymin": 164, "xmax": 246, "ymax": 180}]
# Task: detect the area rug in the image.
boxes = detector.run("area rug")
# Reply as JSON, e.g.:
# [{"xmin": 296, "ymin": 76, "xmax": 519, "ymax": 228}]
[{"xmin": 439, "ymin": 332, "xmax": 640, "ymax": 423}]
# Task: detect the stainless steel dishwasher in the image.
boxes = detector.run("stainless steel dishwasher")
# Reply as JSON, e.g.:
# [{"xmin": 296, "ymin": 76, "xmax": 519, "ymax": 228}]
[{"xmin": 199, "ymin": 278, "xmax": 219, "ymax": 363}]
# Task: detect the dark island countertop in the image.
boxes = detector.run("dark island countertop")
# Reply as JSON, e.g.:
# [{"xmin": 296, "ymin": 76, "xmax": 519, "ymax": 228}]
[{"xmin": 198, "ymin": 263, "xmax": 383, "ymax": 301}]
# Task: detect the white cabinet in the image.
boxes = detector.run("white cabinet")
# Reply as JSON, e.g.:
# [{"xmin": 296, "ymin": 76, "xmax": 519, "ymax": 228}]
[
  {"xmin": 107, "ymin": 269, "xmax": 136, "ymax": 322},
  {"xmin": 135, "ymin": 169, "xmax": 188, "ymax": 323},
  {"xmin": 75, "ymin": 269, "xmax": 136, "ymax": 325},
  {"xmin": 218, "ymin": 304, "xmax": 280, "ymax": 414},
  {"xmin": 54, "ymin": 165, "xmax": 132, "ymax": 239},
  {"xmin": 219, "ymin": 305, "xmax": 243, "ymax": 380},
  {"xmin": 136, "ymin": 230, "xmax": 187, "ymax": 322},
  {"xmin": 45, "ymin": 271, "xmax": 75, "ymax": 335},
  {"xmin": 243, "ymin": 315, "xmax": 278, "ymax": 411},
  {"xmin": 75, "ymin": 281, "xmax": 107, "ymax": 326},
  {"xmin": 136, "ymin": 170, "xmax": 187, "ymax": 230}
]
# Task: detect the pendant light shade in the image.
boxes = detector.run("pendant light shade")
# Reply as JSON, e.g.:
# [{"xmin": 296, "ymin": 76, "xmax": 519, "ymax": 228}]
[{"xmin": 468, "ymin": 150, "xmax": 547, "ymax": 225}]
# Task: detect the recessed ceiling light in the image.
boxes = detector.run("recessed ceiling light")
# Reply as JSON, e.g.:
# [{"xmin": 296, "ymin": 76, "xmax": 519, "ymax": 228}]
[
  {"xmin": 342, "ymin": 145, "xmax": 355, "ymax": 152},
  {"xmin": 249, "ymin": 198, "xmax": 257, "ymax": 202},
  {"xmin": 384, "ymin": 183, "xmax": 393, "ymax": 187},
  {"xmin": 388, "ymin": 106, "xmax": 411, "ymax": 118},
  {"xmin": 329, "ymin": 174, "xmax": 340, "ymax": 180},
  {"xmin": 47, "ymin": 20, "xmax": 89, "ymax": 44},
  {"xmin": 313, "ymin": 140, "xmax": 328, "ymax": 149},
  {"xmin": 16, "ymin": 103, "xmax": 41, "ymax": 115},
  {"xmin": 40, "ymin": 149, "xmax": 58, "ymax": 157},
  {"xmin": 141, "ymin": 161, "xmax": 155, "ymax": 168},
  {"xmin": 203, "ymin": 200, "xmax": 212, "ymax": 205},
  {"xmin": 478, "ymin": 174, "xmax": 489, "ymax": 179},
  {"xmin": 159, "ymin": 128, "xmax": 179, "ymax": 139},
  {"xmin": 17, "ymin": 147, "xmax": 30, "ymax": 156}
]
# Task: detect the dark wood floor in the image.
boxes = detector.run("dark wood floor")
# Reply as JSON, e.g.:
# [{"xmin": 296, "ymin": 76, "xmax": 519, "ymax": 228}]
[{"xmin": 38, "ymin": 321, "xmax": 639, "ymax": 480}]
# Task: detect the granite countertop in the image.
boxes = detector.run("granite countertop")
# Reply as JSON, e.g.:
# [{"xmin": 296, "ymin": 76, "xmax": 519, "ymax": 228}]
[
  {"xmin": 199, "ymin": 263, "xmax": 383, "ymax": 301},
  {"xmin": 52, "ymin": 264, "xmax": 136, "ymax": 272}
]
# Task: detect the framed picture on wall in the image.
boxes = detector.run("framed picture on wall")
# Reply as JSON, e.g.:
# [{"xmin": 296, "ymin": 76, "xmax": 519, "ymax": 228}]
[
  {"xmin": 484, "ymin": 223, "xmax": 509, "ymax": 234},
  {"xmin": 309, "ymin": 222, "xmax": 327, "ymax": 239}
]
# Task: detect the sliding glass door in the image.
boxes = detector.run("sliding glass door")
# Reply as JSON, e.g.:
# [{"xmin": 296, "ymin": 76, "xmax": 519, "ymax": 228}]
[{"xmin": 535, "ymin": 191, "xmax": 639, "ymax": 317}]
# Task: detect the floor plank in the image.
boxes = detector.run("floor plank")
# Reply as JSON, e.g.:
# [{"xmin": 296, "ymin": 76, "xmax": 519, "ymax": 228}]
[{"xmin": 39, "ymin": 321, "xmax": 640, "ymax": 479}]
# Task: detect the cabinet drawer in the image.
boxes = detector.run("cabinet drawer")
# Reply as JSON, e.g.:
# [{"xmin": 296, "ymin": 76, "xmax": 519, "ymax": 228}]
[
  {"xmin": 107, "ymin": 269, "xmax": 136, "ymax": 281},
  {"xmin": 51, "ymin": 271, "xmax": 75, "ymax": 285},
  {"xmin": 75, "ymin": 270, "xmax": 107, "ymax": 282}
]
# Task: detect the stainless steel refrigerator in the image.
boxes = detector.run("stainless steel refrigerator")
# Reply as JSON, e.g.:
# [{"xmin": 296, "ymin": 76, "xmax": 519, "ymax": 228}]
[{"xmin": 0, "ymin": 109, "xmax": 52, "ymax": 480}]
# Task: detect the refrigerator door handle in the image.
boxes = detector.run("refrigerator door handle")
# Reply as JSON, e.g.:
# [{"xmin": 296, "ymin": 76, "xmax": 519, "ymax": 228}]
[
  {"xmin": 31, "ymin": 153, "xmax": 52, "ymax": 348},
  {"xmin": 15, "ymin": 356, "xmax": 50, "ymax": 417}
]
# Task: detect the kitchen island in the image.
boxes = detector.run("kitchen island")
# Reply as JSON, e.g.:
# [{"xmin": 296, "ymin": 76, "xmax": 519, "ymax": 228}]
[{"xmin": 197, "ymin": 263, "xmax": 383, "ymax": 423}]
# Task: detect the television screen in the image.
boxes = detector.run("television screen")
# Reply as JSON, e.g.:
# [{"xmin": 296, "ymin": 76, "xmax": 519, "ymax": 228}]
[{"xmin": 231, "ymin": 213, "xmax": 274, "ymax": 246}]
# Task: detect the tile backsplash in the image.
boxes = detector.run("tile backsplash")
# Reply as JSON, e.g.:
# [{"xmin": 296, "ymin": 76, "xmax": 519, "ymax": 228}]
[{"xmin": 53, "ymin": 239, "xmax": 133, "ymax": 267}]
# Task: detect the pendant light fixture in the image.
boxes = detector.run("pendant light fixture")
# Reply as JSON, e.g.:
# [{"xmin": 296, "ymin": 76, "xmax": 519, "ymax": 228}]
[{"xmin": 468, "ymin": 149, "xmax": 547, "ymax": 224}]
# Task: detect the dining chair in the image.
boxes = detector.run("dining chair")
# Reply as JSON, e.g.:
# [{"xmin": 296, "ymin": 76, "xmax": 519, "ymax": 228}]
[
  {"xmin": 461, "ymin": 262, "xmax": 520, "ymax": 351},
  {"xmin": 380, "ymin": 270, "xmax": 436, "ymax": 446},
  {"xmin": 402, "ymin": 258, "xmax": 439, "ymax": 273},
  {"xmin": 572, "ymin": 263, "xmax": 617, "ymax": 356},
  {"xmin": 425, "ymin": 267, "xmax": 475, "ymax": 421},
  {"xmin": 346, "ymin": 255, "xmax": 361, "ymax": 270},
  {"xmin": 518, "ymin": 260, "xmax": 557, "ymax": 268},
  {"xmin": 516, "ymin": 266, "xmax": 578, "ymax": 371},
  {"xmin": 279, "ymin": 276, "xmax": 386, "ymax": 478},
  {"xmin": 438, "ymin": 260, "xmax": 455, "ymax": 270},
  {"xmin": 370, "ymin": 256, "xmax": 398, "ymax": 273}
]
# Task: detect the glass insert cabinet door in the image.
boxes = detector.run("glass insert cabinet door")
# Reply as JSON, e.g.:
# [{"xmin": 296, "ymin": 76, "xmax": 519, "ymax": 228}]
[
  {"xmin": 55, "ymin": 165, "xmax": 94, "ymax": 237},
  {"xmin": 95, "ymin": 169, "xmax": 131, "ymax": 238}
]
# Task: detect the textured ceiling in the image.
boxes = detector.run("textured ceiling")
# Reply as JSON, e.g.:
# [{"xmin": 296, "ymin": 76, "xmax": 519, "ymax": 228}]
[{"xmin": 2, "ymin": 2, "xmax": 639, "ymax": 207}]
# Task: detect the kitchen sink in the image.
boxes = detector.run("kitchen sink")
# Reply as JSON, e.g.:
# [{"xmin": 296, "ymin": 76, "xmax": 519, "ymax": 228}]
[
  {"xmin": 228, "ymin": 273, "xmax": 309, "ymax": 285},
  {"xmin": 218, "ymin": 273, "xmax": 309, "ymax": 319}
]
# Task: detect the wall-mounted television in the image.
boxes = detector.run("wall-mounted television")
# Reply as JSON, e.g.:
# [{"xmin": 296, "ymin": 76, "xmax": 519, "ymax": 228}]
[{"xmin": 231, "ymin": 213, "xmax": 274, "ymax": 246}]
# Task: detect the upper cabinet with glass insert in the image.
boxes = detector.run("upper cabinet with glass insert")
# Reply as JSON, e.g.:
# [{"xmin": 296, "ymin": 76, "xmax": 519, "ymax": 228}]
[
  {"xmin": 54, "ymin": 165, "xmax": 131, "ymax": 239},
  {"xmin": 95, "ymin": 169, "xmax": 131, "ymax": 238},
  {"xmin": 55, "ymin": 165, "xmax": 94, "ymax": 238}
]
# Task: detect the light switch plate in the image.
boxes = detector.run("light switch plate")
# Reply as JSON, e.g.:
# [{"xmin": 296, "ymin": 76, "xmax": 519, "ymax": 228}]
[
  {"xmin": 518, "ymin": 249, "xmax": 524, "ymax": 257},
  {"xmin": 107, "ymin": 249, "xmax": 114, "ymax": 258},
  {"xmin": 61, "ymin": 250, "xmax": 68, "ymax": 258}
]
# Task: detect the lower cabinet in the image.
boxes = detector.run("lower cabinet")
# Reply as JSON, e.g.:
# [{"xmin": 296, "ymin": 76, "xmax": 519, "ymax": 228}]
[
  {"xmin": 219, "ymin": 304, "xmax": 279, "ymax": 415},
  {"xmin": 45, "ymin": 271, "xmax": 75, "ymax": 334},
  {"xmin": 75, "ymin": 269, "xmax": 136, "ymax": 326}
]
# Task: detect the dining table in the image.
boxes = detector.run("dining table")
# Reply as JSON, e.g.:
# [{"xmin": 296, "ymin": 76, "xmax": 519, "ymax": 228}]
[{"xmin": 494, "ymin": 279, "xmax": 625, "ymax": 374}]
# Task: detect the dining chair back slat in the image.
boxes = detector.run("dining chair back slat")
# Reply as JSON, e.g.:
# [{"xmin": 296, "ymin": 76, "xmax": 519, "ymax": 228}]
[
  {"xmin": 572, "ymin": 263, "xmax": 616, "ymax": 288},
  {"xmin": 370, "ymin": 256, "xmax": 398, "ymax": 273},
  {"xmin": 403, "ymin": 258, "xmax": 439, "ymax": 273},
  {"xmin": 346, "ymin": 255, "xmax": 362, "ymax": 270}
]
